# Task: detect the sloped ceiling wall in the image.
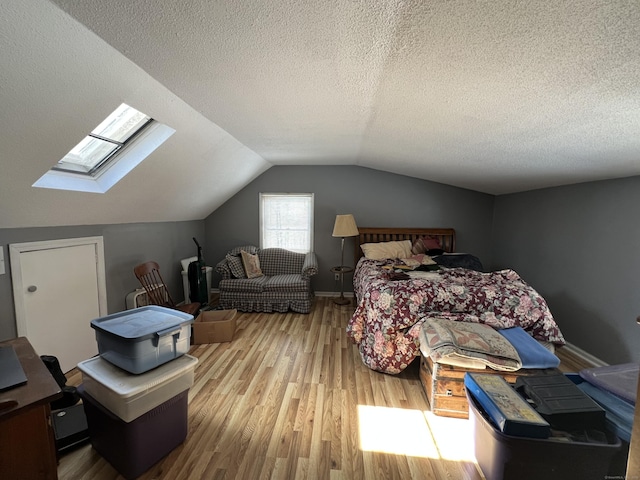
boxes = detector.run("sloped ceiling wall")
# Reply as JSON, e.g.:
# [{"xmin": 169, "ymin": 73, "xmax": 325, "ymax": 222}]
[
  {"xmin": 0, "ymin": 0, "xmax": 269, "ymax": 228},
  {"xmin": 2, "ymin": 1, "xmax": 640, "ymax": 228}
]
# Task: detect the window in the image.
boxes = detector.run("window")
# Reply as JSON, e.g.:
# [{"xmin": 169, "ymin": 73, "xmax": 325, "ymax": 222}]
[
  {"xmin": 55, "ymin": 104, "xmax": 152, "ymax": 175},
  {"xmin": 33, "ymin": 103, "xmax": 175, "ymax": 193},
  {"xmin": 260, "ymin": 193, "xmax": 314, "ymax": 253}
]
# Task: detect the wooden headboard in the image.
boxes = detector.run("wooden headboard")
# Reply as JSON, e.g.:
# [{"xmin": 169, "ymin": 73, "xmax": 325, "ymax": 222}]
[{"xmin": 354, "ymin": 227, "xmax": 456, "ymax": 265}]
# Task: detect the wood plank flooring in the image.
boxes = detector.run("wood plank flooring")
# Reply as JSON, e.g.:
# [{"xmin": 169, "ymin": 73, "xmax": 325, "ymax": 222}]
[{"xmin": 58, "ymin": 296, "xmax": 591, "ymax": 480}]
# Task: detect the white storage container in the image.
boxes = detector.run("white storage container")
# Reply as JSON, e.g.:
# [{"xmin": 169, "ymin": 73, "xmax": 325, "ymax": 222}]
[
  {"xmin": 77, "ymin": 354, "xmax": 198, "ymax": 422},
  {"xmin": 91, "ymin": 306, "xmax": 194, "ymax": 374}
]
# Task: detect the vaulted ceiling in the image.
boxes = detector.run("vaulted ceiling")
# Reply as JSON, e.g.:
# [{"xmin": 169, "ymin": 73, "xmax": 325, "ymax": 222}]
[{"xmin": 2, "ymin": 1, "xmax": 639, "ymax": 228}]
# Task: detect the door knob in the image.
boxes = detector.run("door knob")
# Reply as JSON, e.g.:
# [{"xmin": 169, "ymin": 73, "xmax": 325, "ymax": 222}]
[{"xmin": 27, "ymin": 285, "xmax": 37, "ymax": 292}]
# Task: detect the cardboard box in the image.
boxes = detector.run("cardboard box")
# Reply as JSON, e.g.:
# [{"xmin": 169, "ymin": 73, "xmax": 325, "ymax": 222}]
[{"xmin": 193, "ymin": 309, "xmax": 237, "ymax": 344}]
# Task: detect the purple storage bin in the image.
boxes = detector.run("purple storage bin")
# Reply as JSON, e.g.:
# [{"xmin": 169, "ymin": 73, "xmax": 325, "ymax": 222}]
[{"xmin": 78, "ymin": 384, "xmax": 188, "ymax": 479}]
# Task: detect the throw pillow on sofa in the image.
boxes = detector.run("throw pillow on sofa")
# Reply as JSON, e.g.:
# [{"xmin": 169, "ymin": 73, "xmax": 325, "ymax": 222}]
[
  {"xmin": 241, "ymin": 250, "xmax": 263, "ymax": 278},
  {"xmin": 226, "ymin": 253, "xmax": 247, "ymax": 278}
]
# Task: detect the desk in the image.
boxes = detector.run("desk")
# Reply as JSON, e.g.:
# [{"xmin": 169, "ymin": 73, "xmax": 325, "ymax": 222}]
[
  {"xmin": 0, "ymin": 337, "xmax": 62, "ymax": 480},
  {"xmin": 331, "ymin": 266, "xmax": 354, "ymax": 305}
]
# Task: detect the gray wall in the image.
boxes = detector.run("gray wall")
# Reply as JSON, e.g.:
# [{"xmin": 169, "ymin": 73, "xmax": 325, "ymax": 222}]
[
  {"xmin": 2, "ymin": 166, "xmax": 637, "ymax": 364},
  {"xmin": 492, "ymin": 176, "xmax": 640, "ymax": 364},
  {"xmin": 204, "ymin": 165, "xmax": 495, "ymax": 292},
  {"xmin": 0, "ymin": 221, "xmax": 204, "ymax": 342}
]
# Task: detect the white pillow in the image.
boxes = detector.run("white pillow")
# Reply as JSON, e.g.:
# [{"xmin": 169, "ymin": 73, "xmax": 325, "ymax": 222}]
[{"xmin": 361, "ymin": 240, "xmax": 413, "ymax": 260}]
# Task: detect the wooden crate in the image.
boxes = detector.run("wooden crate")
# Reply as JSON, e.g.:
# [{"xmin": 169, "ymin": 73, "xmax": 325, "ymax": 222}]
[{"xmin": 419, "ymin": 355, "xmax": 560, "ymax": 418}]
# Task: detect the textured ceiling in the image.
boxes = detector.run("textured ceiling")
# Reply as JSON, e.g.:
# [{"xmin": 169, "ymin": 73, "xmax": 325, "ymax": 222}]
[
  {"xmin": 2, "ymin": 1, "xmax": 640, "ymax": 227},
  {"xmin": 48, "ymin": 0, "xmax": 640, "ymax": 193}
]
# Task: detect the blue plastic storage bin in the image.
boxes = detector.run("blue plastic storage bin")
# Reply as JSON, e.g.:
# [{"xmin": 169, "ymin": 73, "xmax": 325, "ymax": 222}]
[
  {"xmin": 567, "ymin": 373, "xmax": 632, "ymax": 477},
  {"xmin": 91, "ymin": 306, "xmax": 194, "ymax": 374},
  {"xmin": 567, "ymin": 373, "xmax": 634, "ymax": 443},
  {"xmin": 467, "ymin": 389, "xmax": 621, "ymax": 480}
]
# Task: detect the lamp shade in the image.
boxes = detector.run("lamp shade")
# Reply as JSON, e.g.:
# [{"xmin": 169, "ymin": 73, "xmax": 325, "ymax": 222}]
[{"xmin": 332, "ymin": 214, "xmax": 359, "ymax": 237}]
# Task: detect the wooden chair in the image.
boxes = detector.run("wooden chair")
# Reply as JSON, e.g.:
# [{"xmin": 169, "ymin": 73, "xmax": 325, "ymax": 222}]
[{"xmin": 133, "ymin": 261, "xmax": 201, "ymax": 317}]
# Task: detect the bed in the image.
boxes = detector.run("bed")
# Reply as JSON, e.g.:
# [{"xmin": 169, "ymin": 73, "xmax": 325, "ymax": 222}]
[{"xmin": 346, "ymin": 228, "xmax": 566, "ymax": 376}]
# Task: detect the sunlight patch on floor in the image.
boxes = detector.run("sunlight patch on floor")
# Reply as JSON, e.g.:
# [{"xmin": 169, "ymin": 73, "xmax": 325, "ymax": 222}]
[
  {"xmin": 423, "ymin": 410, "xmax": 477, "ymax": 462},
  {"xmin": 357, "ymin": 405, "xmax": 440, "ymax": 458}
]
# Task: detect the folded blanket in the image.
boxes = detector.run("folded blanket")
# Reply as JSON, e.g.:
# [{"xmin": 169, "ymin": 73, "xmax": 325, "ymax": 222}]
[
  {"xmin": 498, "ymin": 327, "xmax": 560, "ymax": 369},
  {"xmin": 419, "ymin": 317, "xmax": 522, "ymax": 371}
]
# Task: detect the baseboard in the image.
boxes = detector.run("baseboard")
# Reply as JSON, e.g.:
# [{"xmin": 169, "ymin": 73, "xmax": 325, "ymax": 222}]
[
  {"xmin": 209, "ymin": 289, "xmax": 353, "ymax": 299},
  {"xmin": 314, "ymin": 291, "xmax": 354, "ymax": 298},
  {"xmin": 563, "ymin": 341, "xmax": 608, "ymax": 367}
]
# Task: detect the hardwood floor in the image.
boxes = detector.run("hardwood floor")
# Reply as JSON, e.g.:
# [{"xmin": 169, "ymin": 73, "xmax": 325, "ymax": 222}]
[{"xmin": 58, "ymin": 297, "xmax": 591, "ymax": 480}]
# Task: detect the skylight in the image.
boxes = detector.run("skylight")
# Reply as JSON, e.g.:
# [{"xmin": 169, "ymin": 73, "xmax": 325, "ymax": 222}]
[
  {"xmin": 55, "ymin": 104, "xmax": 151, "ymax": 174},
  {"xmin": 33, "ymin": 103, "xmax": 174, "ymax": 193}
]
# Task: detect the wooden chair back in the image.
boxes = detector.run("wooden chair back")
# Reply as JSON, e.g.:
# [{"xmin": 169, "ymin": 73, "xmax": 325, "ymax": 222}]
[
  {"xmin": 133, "ymin": 261, "xmax": 202, "ymax": 316},
  {"xmin": 133, "ymin": 261, "xmax": 176, "ymax": 308}
]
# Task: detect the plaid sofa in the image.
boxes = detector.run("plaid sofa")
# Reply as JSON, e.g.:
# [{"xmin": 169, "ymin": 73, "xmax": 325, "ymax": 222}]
[{"xmin": 215, "ymin": 246, "xmax": 318, "ymax": 313}]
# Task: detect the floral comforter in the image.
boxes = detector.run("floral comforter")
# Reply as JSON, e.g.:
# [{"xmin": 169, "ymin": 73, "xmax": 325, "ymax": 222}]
[{"xmin": 346, "ymin": 259, "xmax": 566, "ymax": 374}]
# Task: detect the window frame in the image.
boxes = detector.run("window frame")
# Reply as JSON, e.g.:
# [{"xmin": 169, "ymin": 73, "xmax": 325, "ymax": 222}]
[{"xmin": 259, "ymin": 193, "xmax": 314, "ymax": 253}]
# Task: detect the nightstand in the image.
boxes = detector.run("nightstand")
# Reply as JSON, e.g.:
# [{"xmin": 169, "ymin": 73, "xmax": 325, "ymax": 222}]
[{"xmin": 331, "ymin": 266, "xmax": 354, "ymax": 305}]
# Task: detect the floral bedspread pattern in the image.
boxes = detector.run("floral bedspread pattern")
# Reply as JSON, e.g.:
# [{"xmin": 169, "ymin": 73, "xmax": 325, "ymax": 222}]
[{"xmin": 346, "ymin": 259, "xmax": 566, "ymax": 374}]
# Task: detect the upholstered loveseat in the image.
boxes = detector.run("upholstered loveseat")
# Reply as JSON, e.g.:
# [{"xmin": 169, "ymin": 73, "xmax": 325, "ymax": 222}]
[{"xmin": 215, "ymin": 245, "xmax": 318, "ymax": 313}]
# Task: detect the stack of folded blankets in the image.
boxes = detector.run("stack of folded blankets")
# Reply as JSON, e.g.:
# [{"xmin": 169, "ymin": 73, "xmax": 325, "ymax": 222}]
[
  {"xmin": 417, "ymin": 317, "xmax": 561, "ymax": 420},
  {"xmin": 419, "ymin": 317, "xmax": 560, "ymax": 371}
]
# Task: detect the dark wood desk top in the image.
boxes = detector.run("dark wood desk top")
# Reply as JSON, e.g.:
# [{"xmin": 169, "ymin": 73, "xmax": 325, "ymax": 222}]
[{"xmin": 0, "ymin": 337, "xmax": 61, "ymax": 421}]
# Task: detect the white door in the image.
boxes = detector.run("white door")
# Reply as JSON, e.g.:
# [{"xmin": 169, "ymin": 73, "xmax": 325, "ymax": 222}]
[{"xmin": 10, "ymin": 237, "xmax": 107, "ymax": 373}]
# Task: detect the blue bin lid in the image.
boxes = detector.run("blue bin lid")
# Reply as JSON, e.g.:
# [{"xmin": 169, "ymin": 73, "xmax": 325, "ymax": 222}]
[
  {"xmin": 90, "ymin": 305, "xmax": 194, "ymax": 339},
  {"xmin": 579, "ymin": 363, "xmax": 639, "ymax": 405}
]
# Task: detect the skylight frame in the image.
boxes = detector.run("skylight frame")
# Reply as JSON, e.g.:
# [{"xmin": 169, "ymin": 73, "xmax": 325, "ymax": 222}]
[
  {"xmin": 53, "ymin": 104, "xmax": 153, "ymax": 176},
  {"xmin": 33, "ymin": 103, "xmax": 175, "ymax": 194}
]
